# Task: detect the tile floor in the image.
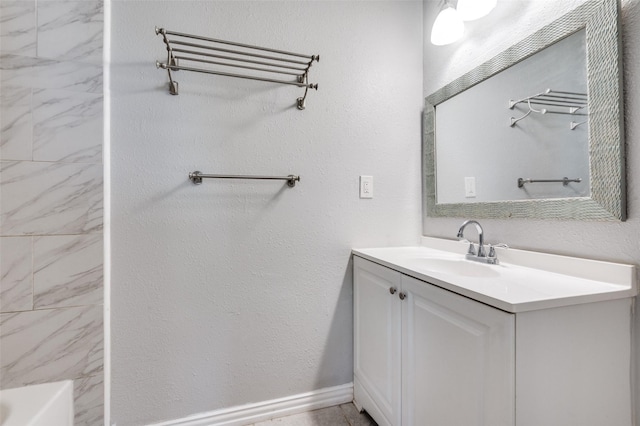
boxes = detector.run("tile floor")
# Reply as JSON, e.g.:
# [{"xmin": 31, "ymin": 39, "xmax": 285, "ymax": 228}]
[{"xmin": 248, "ymin": 403, "xmax": 378, "ymax": 426}]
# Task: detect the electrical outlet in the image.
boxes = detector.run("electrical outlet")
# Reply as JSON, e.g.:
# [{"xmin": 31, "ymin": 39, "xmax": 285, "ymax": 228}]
[
  {"xmin": 360, "ymin": 175, "xmax": 373, "ymax": 199},
  {"xmin": 465, "ymin": 177, "xmax": 476, "ymax": 198}
]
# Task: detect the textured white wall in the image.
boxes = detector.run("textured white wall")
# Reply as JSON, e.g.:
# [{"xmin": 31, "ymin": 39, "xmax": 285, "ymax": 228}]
[
  {"xmin": 424, "ymin": 0, "xmax": 640, "ymax": 421},
  {"xmin": 110, "ymin": 1, "xmax": 423, "ymax": 424}
]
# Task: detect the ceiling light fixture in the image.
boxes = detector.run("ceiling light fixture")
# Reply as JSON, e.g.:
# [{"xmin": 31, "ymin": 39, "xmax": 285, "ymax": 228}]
[
  {"xmin": 456, "ymin": 0, "xmax": 497, "ymax": 21},
  {"xmin": 430, "ymin": 2, "xmax": 464, "ymax": 46}
]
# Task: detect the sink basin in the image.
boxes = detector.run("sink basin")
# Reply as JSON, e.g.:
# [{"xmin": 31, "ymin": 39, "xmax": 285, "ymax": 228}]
[{"xmin": 407, "ymin": 257, "xmax": 501, "ymax": 278}]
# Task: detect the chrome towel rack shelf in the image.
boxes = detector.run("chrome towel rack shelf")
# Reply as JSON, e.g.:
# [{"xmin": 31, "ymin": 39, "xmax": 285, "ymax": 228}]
[
  {"xmin": 518, "ymin": 177, "xmax": 582, "ymax": 188},
  {"xmin": 189, "ymin": 171, "xmax": 300, "ymax": 188},
  {"xmin": 509, "ymin": 89, "xmax": 588, "ymax": 129},
  {"xmin": 155, "ymin": 27, "xmax": 319, "ymax": 110}
]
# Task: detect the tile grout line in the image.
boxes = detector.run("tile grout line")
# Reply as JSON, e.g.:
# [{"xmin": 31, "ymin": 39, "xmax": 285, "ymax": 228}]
[
  {"xmin": 0, "ymin": 232, "xmax": 104, "ymax": 238},
  {"xmin": 0, "ymin": 302, "xmax": 104, "ymax": 315}
]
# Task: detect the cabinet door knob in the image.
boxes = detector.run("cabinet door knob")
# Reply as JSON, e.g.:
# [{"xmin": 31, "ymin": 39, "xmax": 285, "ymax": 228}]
[
  {"xmin": 389, "ymin": 287, "xmax": 398, "ymax": 295},
  {"xmin": 399, "ymin": 292, "xmax": 407, "ymax": 300}
]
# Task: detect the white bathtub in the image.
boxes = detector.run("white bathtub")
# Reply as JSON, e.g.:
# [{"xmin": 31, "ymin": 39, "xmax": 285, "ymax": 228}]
[{"xmin": 0, "ymin": 381, "xmax": 74, "ymax": 426}]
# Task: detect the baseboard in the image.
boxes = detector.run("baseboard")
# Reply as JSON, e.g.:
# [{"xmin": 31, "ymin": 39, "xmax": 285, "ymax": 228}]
[{"xmin": 146, "ymin": 383, "xmax": 354, "ymax": 426}]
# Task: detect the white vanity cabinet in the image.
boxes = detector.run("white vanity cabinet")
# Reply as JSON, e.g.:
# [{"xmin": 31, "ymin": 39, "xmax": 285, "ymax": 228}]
[
  {"xmin": 353, "ymin": 256, "xmax": 515, "ymax": 426},
  {"xmin": 353, "ymin": 254, "xmax": 634, "ymax": 426},
  {"xmin": 353, "ymin": 256, "xmax": 402, "ymax": 426}
]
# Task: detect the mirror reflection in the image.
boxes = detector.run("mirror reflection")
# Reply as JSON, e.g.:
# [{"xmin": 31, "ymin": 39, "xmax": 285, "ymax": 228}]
[
  {"xmin": 435, "ymin": 29, "xmax": 588, "ymax": 204},
  {"xmin": 423, "ymin": 0, "xmax": 625, "ymax": 221}
]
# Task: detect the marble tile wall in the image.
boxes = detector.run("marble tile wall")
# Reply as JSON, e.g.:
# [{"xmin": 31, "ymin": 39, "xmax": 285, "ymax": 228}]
[{"xmin": 0, "ymin": 1, "xmax": 104, "ymax": 425}]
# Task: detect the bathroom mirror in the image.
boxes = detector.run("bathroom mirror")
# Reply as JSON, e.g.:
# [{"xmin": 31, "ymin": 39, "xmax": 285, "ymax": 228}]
[{"xmin": 423, "ymin": 0, "xmax": 626, "ymax": 221}]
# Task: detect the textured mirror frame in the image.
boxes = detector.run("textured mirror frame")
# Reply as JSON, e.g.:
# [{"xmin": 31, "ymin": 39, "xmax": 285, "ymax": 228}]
[{"xmin": 423, "ymin": 0, "xmax": 625, "ymax": 221}]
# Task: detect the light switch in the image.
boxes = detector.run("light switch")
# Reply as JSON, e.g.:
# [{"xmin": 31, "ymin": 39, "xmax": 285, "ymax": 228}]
[
  {"xmin": 465, "ymin": 177, "xmax": 476, "ymax": 198},
  {"xmin": 360, "ymin": 176, "xmax": 373, "ymax": 199}
]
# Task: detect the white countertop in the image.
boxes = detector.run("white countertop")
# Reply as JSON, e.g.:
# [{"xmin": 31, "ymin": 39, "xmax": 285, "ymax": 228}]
[{"xmin": 352, "ymin": 237, "xmax": 637, "ymax": 313}]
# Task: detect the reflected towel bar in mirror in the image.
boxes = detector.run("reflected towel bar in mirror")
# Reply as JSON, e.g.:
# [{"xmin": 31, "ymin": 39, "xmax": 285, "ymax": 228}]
[
  {"xmin": 189, "ymin": 171, "xmax": 300, "ymax": 188},
  {"xmin": 509, "ymin": 89, "xmax": 588, "ymax": 129},
  {"xmin": 518, "ymin": 177, "xmax": 582, "ymax": 188},
  {"xmin": 510, "ymin": 89, "xmax": 588, "ymax": 110}
]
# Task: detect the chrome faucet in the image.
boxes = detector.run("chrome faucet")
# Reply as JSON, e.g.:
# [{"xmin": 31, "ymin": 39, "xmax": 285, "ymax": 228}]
[
  {"xmin": 457, "ymin": 220, "xmax": 508, "ymax": 265},
  {"xmin": 457, "ymin": 219, "xmax": 487, "ymax": 260}
]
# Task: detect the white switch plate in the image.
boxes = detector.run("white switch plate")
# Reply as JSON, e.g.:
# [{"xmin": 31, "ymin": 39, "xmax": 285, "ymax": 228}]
[
  {"xmin": 360, "ymin": 175, "xmax": 373, "ymax": 199},
  {"xmin": 464, "ymin": 177, "xmax": 476, "ymax": 198}
]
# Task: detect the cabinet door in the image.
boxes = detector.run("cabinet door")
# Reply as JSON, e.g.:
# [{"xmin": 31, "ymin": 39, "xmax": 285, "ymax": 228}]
[
  {"xmin": 515, "ymin": 299, "xmax": 633, "ymax": 426},
  {"xmin": 353, "ymin": 257, "xmax": 402, "ymax": 426},
  {"xmin": 401, "ymin": 275, "xmax": 515, "ymax": 426}
]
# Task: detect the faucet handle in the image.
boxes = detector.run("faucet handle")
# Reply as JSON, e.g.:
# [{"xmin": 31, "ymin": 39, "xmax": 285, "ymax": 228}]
[
  {"xmin": 467, "ymin": 242, "xmax": 476, "ymax": 256},
  {"xmin": 488, "ymin": 243, "xmax": 509, "ymax": 258}
]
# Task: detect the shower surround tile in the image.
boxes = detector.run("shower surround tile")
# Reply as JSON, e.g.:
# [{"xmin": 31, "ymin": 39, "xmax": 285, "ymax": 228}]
[
  {"xmin": 34, "ymin": 234, "xmax": 103, "ymax": 309},
  {"xmin": 74, "ymin": 373, "xmax": 104, "ymax": 426},
  {"xmin": 36, "ymin": 1, "xmax": 103, "ymax": 65},
  {"xmin": 0, "ymin": 0, "xmax": 36, "ymax": 56},
  {"xmin": 0, "ymin": 86, "xmax": 32, "ymax": 161},
  {"xmin": 0, "ymin": 54, "xmax": 103, "ymax": 94},
  {"xmin": 32, "ymin": 89, "xmax": 103, "ymax": 163},
  {"xmin": 0, "ymin": 304, "xmax": 103, "ymax": 388},
  {"xmin": 32, "ymin": 58, "xmax": 103, "ymax": 94},
  {"xmin": 0, "ymin": 0, "xmax": 104, "ymax": 423},
  {"xmin": 0, "ymin": 161, "xmax": 103, "ymax": 236},
  {"xmin": 0, "ymin": 236, "xmax": 33, "ymax": 313}
]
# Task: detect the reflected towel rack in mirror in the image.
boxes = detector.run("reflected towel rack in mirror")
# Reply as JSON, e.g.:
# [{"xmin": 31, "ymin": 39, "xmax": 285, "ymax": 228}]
[
  {"xmin": 518, "ymin": 177, "xmax": 582, "ymax": 188},
  {"xmin": 509, "ymin": 89, "xmax": 587, "ymax": 129},
  {"xmin": 155, "ymin": 27, "xmax": 319, "ymax": 110}
]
